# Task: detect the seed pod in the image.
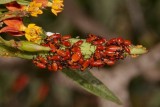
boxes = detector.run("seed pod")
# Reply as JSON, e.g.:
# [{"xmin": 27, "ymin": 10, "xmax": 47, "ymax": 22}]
[{"xmin": 32, "ymin": 33, "xmax": 138, "ymax": 72}]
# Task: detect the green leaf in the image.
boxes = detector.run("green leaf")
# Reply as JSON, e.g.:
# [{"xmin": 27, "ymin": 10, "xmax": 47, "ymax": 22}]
[
  {"xmin": 0, "ymin": 0, "xmax": 15, "ymax": 4},
  {"xmin": 62, "ymin": 69, "xmax": 122, "ymax": 104},
  {"xmin": 17, "ymin": 0, "xmax": 30, "ymax": 5},
  {"xmin": 0, "ymin": 37, "xmax": 51, "ymax": 52},
  {"xmin": 0, "ymin": 44, "xmax": 35, "ymax": 59}
]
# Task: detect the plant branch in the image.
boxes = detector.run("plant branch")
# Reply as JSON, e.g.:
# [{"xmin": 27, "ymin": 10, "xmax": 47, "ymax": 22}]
[
  {"xmin": 0, "ymin": 10, "xmax": 28, "ymax": 22},
  {"xmin": 0, "ymin": 37, "xmax": 51, "ymax": 52}
]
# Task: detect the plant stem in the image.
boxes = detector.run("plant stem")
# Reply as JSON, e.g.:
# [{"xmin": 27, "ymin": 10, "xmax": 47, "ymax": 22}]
[
  {"xmin": 0, "ymin": 11, "xmax": 28, "ymax": 22},
  {"xmin": 0, "ymin": 37, "xmax": 148, "ymax": 59},
  {"xmin": 0, "ymin": 37, "xmax": 51, "ymax": 52}
]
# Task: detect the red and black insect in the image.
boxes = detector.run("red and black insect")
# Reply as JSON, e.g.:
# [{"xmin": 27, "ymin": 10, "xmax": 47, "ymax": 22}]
[
  {"xmin": 61, "ymin": 40, "xmax": 71, "ymax": 47},
  {"xmin": 92, "ymin": 38, "xmax": 106, "ymax": 45},
  {"xmin": 73, "ymin": 40, "xmax": 83, "ymax": 47},
  {"xmin": 33, "ymin": 34, "xmax": 132, "ymax": 72},
  {"xmin": 86, "ymin": 34, "xmax": 98, "ymax": 43},
  {"xmin": 107, "ymin": 37, "xmax": 124, "ymax": 45},
  {"xmin": 61, "ymin": 35, "xmax": 71, "ymax": 41},
  {"xmin": 33, "ymin": 61, "xmax": 46, "ymax": 69}
]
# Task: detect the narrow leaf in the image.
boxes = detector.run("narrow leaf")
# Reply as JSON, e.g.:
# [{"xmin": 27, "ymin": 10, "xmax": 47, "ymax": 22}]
[
  {"xmin": 0, "ymin": 37, "xmax": 51, "ymax": 52},
  {"xmin": 0, "ymin": 0, "xmax": 15, "ymax": 4},
  {"xmin": 62, "ymin": 69, "xmax": 122, "ymax": 104},
  {"xmin": 0, "ymin": 44, "xmax": 47, "ymax": 59},
  {"xmin": 17, "ymin": 0, "xmax": 30, "ymax": 5}
]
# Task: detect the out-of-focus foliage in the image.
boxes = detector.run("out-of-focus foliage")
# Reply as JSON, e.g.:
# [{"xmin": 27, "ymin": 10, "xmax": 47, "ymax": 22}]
[
  {"xmin": 129, "ymin": 77, "xmax": 160, "ymax": 107},
  {"xmin": 0, "ymin": 0, "xmax": 160, "ymax": 107}
]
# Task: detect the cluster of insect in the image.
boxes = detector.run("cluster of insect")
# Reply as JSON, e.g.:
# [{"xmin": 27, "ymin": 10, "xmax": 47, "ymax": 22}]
[{"xmin": 33, "ymin": 34, "xmax": 132, "ymax": 71}]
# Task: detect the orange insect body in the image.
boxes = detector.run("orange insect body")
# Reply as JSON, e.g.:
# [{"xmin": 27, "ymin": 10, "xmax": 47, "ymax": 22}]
[
  {"xmin": 78, "ymin": 57, "xmax": 84, "ymax": 65},
  {"xmin": 49, "ymin": 43, "xmax": 57, "ymax": 52},
  {"xmin": 106, "ymin": 45, "xmax": 122, "ymax": 52},
  {"xmin": 34, "ymin": 61, "xmax": 46, "ymax": 69},
  {"xmin": 37, "ymin": 56, "xmax": 47, "ymax": 64},
  {"xmin": 104, "ymin": 50, "xmax": 116, "ymax": 57},
  {"xmin": 49, "ymin": 33, "xmax": 61, "ymax": 39},
  {"xmin": 33, "ymin": 34, "xmax": 132, "ymax": 71},
  {"xmin": 71, "ymin": 46, "xmax": 81, "ymax": 52},
  {"xmin": 107, "ymin": 37, "xmax": 124, "ymax": 45},
  {"xmin": 90, "ymin": 60, "xmax": 104, "ymax": 67},
  {"xmin": 71, "ymin": 51, "xmax": 82, "ymax": 63},
  {"xmin": 93, "ymin": 38, "xmax": 106, "ymax": 45},
  {"xmin": 95, "ymin": 50, "xmax": 102, "ymax": 59},
  {"xmin": 96, "ymin": 45, "xmax": 106, "ymax": 50},
  {"xmin": 70, "ymin": 65, "xmax": 80, "ymax": 69},
  {"xmin": 124, "ymin": 40, "xmax": 131, "ymax": 46},
  {"xmin": 86, "ymin": 34, "xmax": 98, "ymax": 43},
  {"xmin": 56, "ymin": 49, "xmax": 66, "ymax": 57},
  {"xmin": 52, "ymin": 62, "xmax": 58, "ymax": 71},
  {"xmin": 81, "ymin": 59, "xmax": 90, "ymax": 71},
  {"xmin": 103, "ymin": 59, "xmax": 115, "ymax": 66},
  {"xmin": 61, "ymin": 40, "xmax": 71, "ymax": 47},
  {"xmin": 73, "ymin": 40, "xmax": 83, "ymax": 47},
  {"xmin": 61, "ymin": 35, "xmax": 71, "ymax": 41},
  {"xmin": 124, "ymin": 46, "xmax": 130, "ymax": 54},
  {"xmin": 62, "ymin": 49, "xmax": 70, "ymax": 60},
  {"xmin": 49, "ymin": 55, "xmax": 61, "ymax": 60}
]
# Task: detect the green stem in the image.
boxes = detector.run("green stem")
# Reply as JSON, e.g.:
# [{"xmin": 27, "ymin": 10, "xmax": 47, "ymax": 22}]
[
  {"xmin": 0, "ymin": 10, "xmax": 28, "ymax": 22},
  {"xmin": 0, "ymin": 37, "xmax": 51, "ymax": 52},
  {"xmin": 0, "ymin": 44, "xmax": 33, "ymax": 59},
  {"xmin": 0, "ymin": 37, "xmax": 148, "ymax": 59}
]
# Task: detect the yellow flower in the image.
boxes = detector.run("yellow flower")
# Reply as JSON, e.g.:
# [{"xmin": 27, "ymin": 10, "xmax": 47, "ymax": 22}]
[
  {"xmin": 26, "ymin": 1, "xmax": 43, "ymax": 17},
  {"xmin": 25, "ymin": 24, "xmax": 42, "ymax": 43},
  {"xmin": 49, "ymin": 0, "xmax": 64, "ymax": 16},
  {"xmin": 33, "ymin": 0, "xmax": 48, "ymax": 7}
]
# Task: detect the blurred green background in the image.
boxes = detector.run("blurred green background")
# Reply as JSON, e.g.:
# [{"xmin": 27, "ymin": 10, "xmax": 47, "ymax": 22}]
[{"xmin": 0, "ymin": 0, "xmax": 160, "ymax": 107}]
